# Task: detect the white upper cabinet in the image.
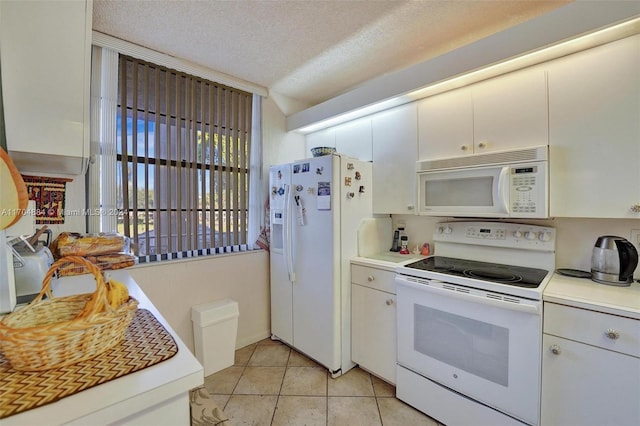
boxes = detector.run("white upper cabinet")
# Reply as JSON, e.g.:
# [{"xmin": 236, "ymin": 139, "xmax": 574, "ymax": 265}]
[
  {"xmin": 371, "ymin": 103, "xmax": 418, "ymax": 214},
  {"xmin": 548, "ymin": 35, "xmax": 640, "ymax": 218},
  {"xmin": 472, "ymin": 67, "xmax": 548, "ymax": 152},
  {"xmin": 1, "ymin": 0, "xmax": 92, "ymax": 175},
  {"xmin": 335, "ymin": 118, "xmax": 372, "ymax": 162},
  {"xmin": 418, "ymin": 67, "xmax": 548, "ymax": 161},
  {"xmin": 305, "ymin": 117, "xmax": 373, "ymax": 162},
  {"xmin": 418, "ymin": 88, "xmax": 473, "ymax": 159}
]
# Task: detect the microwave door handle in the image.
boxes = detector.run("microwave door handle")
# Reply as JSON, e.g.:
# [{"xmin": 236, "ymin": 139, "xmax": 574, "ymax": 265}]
[{"xmin": 496, "ymin": 167, "xmax": 510, "ymax": 214}]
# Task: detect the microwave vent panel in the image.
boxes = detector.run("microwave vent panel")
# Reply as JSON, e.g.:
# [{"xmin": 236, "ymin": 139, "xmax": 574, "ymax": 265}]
[{"xmin": 417, "ymin": 145, "xmax": 548, "ymax": 172}]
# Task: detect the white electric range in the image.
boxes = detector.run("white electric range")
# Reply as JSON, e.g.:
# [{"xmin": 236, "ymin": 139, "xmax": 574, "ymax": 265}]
[{"xmin": 395, "ymin": 221, "xmax": 556, "ymax": 426}]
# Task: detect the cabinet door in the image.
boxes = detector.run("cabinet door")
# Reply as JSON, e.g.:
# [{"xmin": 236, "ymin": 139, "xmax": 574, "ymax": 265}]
[
  {"xmin": 418, "ymin": 88, "xmax": 473, "ymax": 160},
  {"xmin": 351, "ymin": 283, "xmax": 396, "ymax": 384},
  {"xmin": 548, "ymin": 35, "xmax": 640, "ymax": 218},
  {"xmin": 541, "ymin": 334, "xmax": 640, "ymax": 426},
  {"xmin": 472, "ymin": 67, "xmax": 548, "ymax": 153},
  {"xmin": 335, "ymin": 118, "xmax": 372, "ymax": 161},
  {"xmin": 371, "ymin": 103, "xmax": 418, "ymax": 214},
  {"xmin": 1, "ymin": 0, "xmax": 91, "ymax": 174}
]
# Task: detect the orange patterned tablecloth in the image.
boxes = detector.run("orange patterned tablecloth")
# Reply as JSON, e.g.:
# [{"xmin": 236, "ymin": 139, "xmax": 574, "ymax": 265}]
[{"xmin": 0, "ymin": 309, "xmax": 178, "ymax": 419}]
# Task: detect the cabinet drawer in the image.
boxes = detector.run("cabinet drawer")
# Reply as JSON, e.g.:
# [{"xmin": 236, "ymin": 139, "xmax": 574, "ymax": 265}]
[
  {"xmin": 351, "ymin": 265, "xmax": 396, "ymax": 294},
  {"xmin": 544, "ymin": 302, "xmax": 639, "ymax": 357}
]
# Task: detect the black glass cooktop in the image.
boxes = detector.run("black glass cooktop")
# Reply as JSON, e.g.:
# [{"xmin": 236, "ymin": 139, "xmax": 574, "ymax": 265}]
[{"xmin": 404, "ymin": 256, "xmax": 549, "ymax": 288}]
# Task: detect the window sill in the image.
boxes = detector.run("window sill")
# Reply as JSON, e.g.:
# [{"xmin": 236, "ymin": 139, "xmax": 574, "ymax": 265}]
[{"xmin": 129, "ymin": 248, "xmax": 266, "ymax": 269}]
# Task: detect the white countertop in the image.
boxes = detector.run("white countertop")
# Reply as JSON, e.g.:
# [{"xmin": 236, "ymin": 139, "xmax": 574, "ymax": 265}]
[
  {"xmin": 543, "ymin": 273, "xmax": 640, "ymax": 319},
  {"xmin": 3, "ymin": 270, "xmax": 204, "ymax": 425},
  {"xmin": 351, "ymin": 252, "xmax": 424, "ymax": 272}
]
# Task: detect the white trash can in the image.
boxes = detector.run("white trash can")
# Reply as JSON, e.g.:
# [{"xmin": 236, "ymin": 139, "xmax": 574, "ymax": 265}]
[{"xmin": 191, "ymin": 299, "xmax": 239, "ymax": 376}]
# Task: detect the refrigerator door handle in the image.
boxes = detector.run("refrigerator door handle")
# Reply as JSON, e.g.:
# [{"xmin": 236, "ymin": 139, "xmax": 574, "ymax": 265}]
[{"xmin": 283, "ymin": 184, "xmax": 296, "ymax": 282}]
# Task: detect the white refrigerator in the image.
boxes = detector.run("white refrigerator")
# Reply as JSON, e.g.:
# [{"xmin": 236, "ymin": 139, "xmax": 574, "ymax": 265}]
[{"xmin": 269, "ymin": 154, "xmax": 372, "ymax": 377}]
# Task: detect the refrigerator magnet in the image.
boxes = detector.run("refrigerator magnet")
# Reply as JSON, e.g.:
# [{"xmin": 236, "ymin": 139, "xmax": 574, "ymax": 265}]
[{"xmin": 317, "ymin": 182, "xmax": 331, "ymax": 210}]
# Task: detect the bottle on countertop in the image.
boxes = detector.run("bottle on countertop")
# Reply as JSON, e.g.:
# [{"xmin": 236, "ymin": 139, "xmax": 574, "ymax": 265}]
[
  {"xmin": 390, "ymin": 229, "xmax": 400, "ymax": 252},
  {"xmin": 399, "ymin": 228, "xmax": 410, "ymax": 254}
]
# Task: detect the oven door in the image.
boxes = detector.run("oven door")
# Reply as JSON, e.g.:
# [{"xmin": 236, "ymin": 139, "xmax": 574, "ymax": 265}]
[{"xmin": 396, "ymin": 275, "xmax": 542, "ymax": 425}]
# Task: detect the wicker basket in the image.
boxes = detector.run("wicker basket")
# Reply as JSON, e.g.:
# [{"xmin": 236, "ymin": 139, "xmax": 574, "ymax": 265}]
[{"xmin": 0, "ymin": 256, "xmax": 138, "ymax": 372}]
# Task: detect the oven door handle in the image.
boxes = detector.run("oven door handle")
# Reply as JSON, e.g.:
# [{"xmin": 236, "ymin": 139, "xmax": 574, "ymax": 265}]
[{"xmin": 396, "ymin": 276, "xmax": 540, "ymax": 315}]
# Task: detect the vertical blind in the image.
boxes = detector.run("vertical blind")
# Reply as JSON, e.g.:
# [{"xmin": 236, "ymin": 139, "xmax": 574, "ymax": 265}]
[{"xmin": 117, "ymin": 55, "xmax": 253, "ymax": 260}]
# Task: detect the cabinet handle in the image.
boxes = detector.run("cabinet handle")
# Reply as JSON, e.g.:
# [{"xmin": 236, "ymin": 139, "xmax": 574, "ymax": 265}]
[
  {"xmin": 605, "ymin": 328, "xmax": 620, "ymax": 340},
  {"xmin": 550, "ymin": 344, "xmax": 561, "ymax": 355},
  {"xmin": 367, "ymin": 276, "xmax": 375, "ymax": 282},
  {"xmin": 460, "ymin": 145, "xmax": 469, "ymax": 151},
  {"xmin": 630, "ymin": 203, "xmax": 640, "ymax": 213},
  {"xmin": 477, "ymin": 142, "xmax": 487, "ymax": 149},
  {"xmin": 385, "ymin": 299, "xmax": 394, "ymax": 306}
]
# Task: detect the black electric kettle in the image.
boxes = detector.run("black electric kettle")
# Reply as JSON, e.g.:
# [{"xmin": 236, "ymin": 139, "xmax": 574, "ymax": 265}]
[{"xmin": 591, "ymin": 236, "xmax": 638, "ymax": 286}]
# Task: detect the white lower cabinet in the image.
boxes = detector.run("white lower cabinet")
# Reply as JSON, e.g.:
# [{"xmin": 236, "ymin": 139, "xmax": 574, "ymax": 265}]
[
  {"xmin": 351, "ymin": 264, "xmax": 397, "ymax": 384},
  {"xmin": 541, "ymin": 302, "xmax": 640, "ymax": 426}
]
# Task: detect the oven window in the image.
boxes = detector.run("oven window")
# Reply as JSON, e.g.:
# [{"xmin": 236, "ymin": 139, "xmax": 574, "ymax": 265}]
[
  {"xmin": 414, "ymin": 305, "xmax": 509, "ymax": 386},
  {"xmin": 424, "ymin": 176, "xmax": 493, "ymax": 206}
]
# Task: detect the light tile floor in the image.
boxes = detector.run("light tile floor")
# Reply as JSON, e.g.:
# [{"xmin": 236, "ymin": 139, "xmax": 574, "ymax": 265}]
[{"xmin": 203, "ymin": 338, "xmax": 444, "ymax": 426}]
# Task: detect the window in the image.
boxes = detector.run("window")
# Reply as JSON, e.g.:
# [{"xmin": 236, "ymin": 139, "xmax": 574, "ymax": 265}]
[{"xmin": 116, "ymin": 55, "xmax": 253, "ymax": 260}]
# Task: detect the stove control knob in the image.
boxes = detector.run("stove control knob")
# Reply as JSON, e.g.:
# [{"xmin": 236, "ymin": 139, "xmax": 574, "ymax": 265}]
[
  {"xmin": 437, "ymin": 227, "xmax": 445, "ymax": 234},
  {"xmin": 524, "ymin": 231, "xmax": 537, "ymax": 240},
  {"xmin": 444, "ymin": 226, "xmax": 453, "ymax": 234},
  {"xmin": 539, "ymin": 232, "xmax": 552, "ymax": 242},
  {"xmin": 513, "ymin": 230, "xmax": 523, "ymax": 238}
]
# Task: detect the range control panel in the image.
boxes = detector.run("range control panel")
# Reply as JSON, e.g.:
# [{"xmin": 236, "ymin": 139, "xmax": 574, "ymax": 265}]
[{"xmin": 434, "ymin": 221, "xmax": 556, "ymax": 252}]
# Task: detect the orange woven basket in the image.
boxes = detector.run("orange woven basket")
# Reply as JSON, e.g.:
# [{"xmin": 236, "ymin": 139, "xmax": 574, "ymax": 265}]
[{"xmin": 0, "ymin": 256, "xmax": 138, "ymax": 372}]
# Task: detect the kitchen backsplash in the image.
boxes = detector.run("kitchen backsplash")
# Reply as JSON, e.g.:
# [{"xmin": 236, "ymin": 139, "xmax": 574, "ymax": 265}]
[{"xmin": 392, "ymin": 215, "xmax": 640, "ymax": 278}]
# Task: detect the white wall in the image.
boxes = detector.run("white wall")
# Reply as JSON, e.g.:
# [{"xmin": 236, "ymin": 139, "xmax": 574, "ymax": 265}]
[
  {"xmin": 129, "ymin": 250, "xmax": 270, "ymax": 352},
  {"xmin": 262, "ymin": 96, "xmax": 306, "ymax": 175}
]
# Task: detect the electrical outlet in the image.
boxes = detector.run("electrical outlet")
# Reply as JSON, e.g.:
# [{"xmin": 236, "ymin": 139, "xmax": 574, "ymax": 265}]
[
  {"xmin": 632, "ymin": 230, "xmax": 640, "ymax": 279},
  {"xmin": 631, "ymin": 229, "xmax": 640, "ymax": 250}
]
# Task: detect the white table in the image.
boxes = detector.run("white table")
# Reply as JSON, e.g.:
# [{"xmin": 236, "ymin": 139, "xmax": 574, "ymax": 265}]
[{"xmin": 3, "ymin": 270, "xmax": 204, "ymax": 425}]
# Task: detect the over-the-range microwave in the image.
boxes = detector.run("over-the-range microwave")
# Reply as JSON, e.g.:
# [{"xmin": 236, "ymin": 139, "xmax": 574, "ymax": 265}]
[{"xmin": 416, "ymin": 145, "xmax": 548, "ymax": 218}]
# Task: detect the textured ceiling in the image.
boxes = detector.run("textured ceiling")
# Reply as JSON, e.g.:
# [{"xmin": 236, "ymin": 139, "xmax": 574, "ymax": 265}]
[{"xmin": 93, "ymin": 0, "xmax": 570, "ymax": 115}]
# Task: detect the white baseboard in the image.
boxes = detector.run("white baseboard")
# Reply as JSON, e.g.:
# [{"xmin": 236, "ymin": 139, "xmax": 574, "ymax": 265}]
[{"xmin": 237, "ymin": 329, "xmax": 271, "ymax": 349}]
